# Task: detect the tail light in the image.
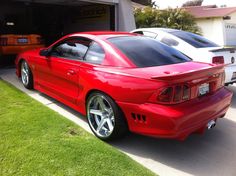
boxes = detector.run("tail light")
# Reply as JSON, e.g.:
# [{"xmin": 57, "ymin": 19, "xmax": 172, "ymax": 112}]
[
  {"xmin": 212, "ymin": 56, "xmax": 224, "ymax": 64},
  {"xmin": 37, "ymin": 37, "xmax": 43, "ymax": 44},
  {"xmin": 149, "ymin": 84, "xmax": 191, "ymax": 104},
  {"xmin": 0, "ymin": 37, "xmax": 8, "ymax": 46},
  {"xmin": 158, "ymin": 87, "xmax": 173, "ymax": 102},
  {"xmin": 182, "ymin": 85, "xmax": 191, "ymax": 100}
]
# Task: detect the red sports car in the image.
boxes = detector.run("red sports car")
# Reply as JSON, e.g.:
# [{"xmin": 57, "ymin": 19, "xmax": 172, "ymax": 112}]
[{"xmin": 15, "ymin": 32, "xmax": 233, "ymax": 141}]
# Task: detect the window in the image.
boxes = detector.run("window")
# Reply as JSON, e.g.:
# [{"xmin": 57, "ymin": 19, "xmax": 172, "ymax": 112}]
[
  {"xmin": 161, "ymin": 36, "xmax": 179, "ymax": 46},
  {"xmin": 143, "ymin": 31, "xmax": 158, "ymax": 39},
  {"xmin": 133, "ymin": 31, "xmax": 144, "ymax": 35},
  {"xmin": 108, "ymin": 36, "xmax": 191, "ymax": 68},
  {"xmin": 84, "ymin": 42, "xmax": 105, "ymax": 64},
  {"xmin": 170, "ymin": 31, "xmax": 219, "ymax": 48},
  {"xmin": 51, "ymin": 37, "xmax": 91, "ymax": 60},
  {"xmin": 133, "ymin": 31, "xmax": 157, "ymax": 39}
]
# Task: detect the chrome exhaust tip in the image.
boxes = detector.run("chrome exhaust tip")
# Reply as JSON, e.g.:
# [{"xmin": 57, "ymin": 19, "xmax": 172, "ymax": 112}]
[{"xmin": 207, "ymin": 120, "xmax": 216, "ymax": 130}]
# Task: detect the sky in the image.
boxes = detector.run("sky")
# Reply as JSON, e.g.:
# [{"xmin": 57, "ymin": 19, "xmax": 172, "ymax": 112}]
[{"xmin": 153, "ymin": 0, "xmax": 236, "ymax": 9}]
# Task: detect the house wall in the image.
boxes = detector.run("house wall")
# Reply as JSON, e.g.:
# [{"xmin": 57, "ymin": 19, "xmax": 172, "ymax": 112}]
[
  {"xmin": 196, "ymin": 18, "xmax": 225, "ymax": 46},
  {"xmin": 222, "ymin": 11, "xmax": 236, "ymax": 46},
  {"xmin": 196, "ymin": 11, "xmax": 236, "ymax": 47}
]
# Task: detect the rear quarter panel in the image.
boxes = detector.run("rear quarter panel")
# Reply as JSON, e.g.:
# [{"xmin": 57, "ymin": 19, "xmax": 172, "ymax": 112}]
[{"xmin": 76, "ymin": 63, "xmax": 164, "ymax": 115}]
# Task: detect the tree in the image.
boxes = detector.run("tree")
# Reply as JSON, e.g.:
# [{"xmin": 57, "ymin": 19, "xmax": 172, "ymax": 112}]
[
  {"xmin": 134, "ymin": 7, "xmax": 160, "ymax": 28},
  {"xmin": 182, "ymin": 0, "xmax": 204, "ymax": 7},
  {"xmin": 134, "ymin": 7, "xmax": 201, "ymax": 34}
]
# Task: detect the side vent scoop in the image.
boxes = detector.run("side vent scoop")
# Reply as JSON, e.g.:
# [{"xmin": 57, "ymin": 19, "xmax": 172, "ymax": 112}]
[{"xmin": 131, "ymin": 113, "xmax": 147, "ymax": 123}]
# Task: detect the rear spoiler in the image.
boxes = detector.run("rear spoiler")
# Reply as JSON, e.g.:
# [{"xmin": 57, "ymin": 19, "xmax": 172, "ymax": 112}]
[
  {"xmin": 151, "ymin": 64, "xmax": 225, "ymax": 81},
  {"xmin": 209, "ymin": 47, "xmax": 236, "ymax": 53}
]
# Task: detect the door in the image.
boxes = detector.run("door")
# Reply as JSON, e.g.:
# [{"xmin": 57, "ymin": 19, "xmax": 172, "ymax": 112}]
[{"xmin": 36, "ymin": 37, "xmax": 92, "ymax": 104}]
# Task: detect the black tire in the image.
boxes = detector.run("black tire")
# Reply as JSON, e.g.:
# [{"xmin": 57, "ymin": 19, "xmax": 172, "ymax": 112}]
[
  {"xmin": 86, "ymin": 92, "xmax": 128, "ymax": 141},
  {"xmin": 20, "ymin": 60, "xmax": 34, "ymax": 89}
]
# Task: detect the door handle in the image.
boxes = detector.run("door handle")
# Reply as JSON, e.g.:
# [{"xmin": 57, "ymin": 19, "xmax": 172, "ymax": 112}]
[{"xmin": 67, "ymin": 69, "xmax": 76, "ymax": 76}]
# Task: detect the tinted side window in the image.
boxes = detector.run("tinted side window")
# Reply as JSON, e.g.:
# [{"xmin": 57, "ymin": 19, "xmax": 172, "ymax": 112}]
[
  {"xmin": 133, "ymin": 31, "xmax": 144, "ymax": 35},
  {"xmin": 170, "ymin": 31, "xmax": 219, "ymax": 48},
  {"xmin": 84, "ymin": 42, "xmax": 105, "ymax": 64},
  {"xmin": 108, "ymin": 36, "xmax": 191, "ymax": 68},
  {"xmin": 161, "ymin": 36, "xmax": 179, "ymax": 46},
  {"xmin": 143, "ymin": 31, "xmax": 157, "ymax": 39},
  {"xmin": 51, "ymin": 37, "xmax": 91, "ymax": 60}
]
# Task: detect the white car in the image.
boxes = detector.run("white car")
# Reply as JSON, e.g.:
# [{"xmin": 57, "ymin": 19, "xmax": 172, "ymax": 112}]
[{"xmin": 131, "ymin": 28, "xmax": 236, "ymax": 85}]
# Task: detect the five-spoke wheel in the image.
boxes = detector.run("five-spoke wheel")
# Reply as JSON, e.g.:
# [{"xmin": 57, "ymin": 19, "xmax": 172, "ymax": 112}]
[
  {"xmin": 87, "ymin": 92, "xmax": 128, "ymax": 140},
  {"xmin": 21, "ymin": 60, "xmax": 33, "ymax": 89}
]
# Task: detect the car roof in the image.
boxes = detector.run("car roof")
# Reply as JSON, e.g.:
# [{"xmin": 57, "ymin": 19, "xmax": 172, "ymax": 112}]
[
  {"xmin": 134, "ymin": 28, "xmax": 181, "ymax": 34},
  {"xmin": 66, "ymin": 31, "xmax": 137, "ymax": 40}
]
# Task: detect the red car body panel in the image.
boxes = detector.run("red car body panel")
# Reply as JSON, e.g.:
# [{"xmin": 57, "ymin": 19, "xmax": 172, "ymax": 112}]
[{"xmin": 15, "ymin": 32, "xmax": 233, "ymax": 140}]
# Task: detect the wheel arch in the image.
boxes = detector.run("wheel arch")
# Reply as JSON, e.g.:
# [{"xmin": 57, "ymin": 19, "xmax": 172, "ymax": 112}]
[
  {"xmin": 85, "ymin": 89, "xmax": 115, "ymax": 104},
  {"xmin": 85, "ymin": 89, "xmax": 129, "ymax": 127},
  {"xmin": 17, "ymin": 58, "xmax": 25, "ymax": 77},
  {"xmin": 18, "ymin": 59, "xmax": 34, "ymax": 89}
]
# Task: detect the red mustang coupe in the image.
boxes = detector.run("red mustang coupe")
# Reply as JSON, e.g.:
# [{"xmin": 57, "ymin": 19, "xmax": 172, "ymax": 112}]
[{"xmin": 15, "ymin": 32, "xmax": 232, "ymax": 141}]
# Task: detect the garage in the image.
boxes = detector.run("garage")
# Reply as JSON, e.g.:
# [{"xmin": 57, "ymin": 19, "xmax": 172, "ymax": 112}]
[
  {"xmin": 0, "ymin": 0, "xmax": 135, "ymax": 66},
  {"xmin": 0, "ymin": 0, "xmax": 123, "ymax": 45}
]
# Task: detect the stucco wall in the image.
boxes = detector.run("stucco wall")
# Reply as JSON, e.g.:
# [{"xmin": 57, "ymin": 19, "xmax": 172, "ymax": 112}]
[
  {"xmin": 196, "ymin": 11, "xmax": 236, "ymax": 46},
  {"xmin": 223, "ymin": 11, "xmax": 236, "ymax": 46},
  {"xmin": 196, "ymin": 18, "xmax": 225, "ymax": 46}
]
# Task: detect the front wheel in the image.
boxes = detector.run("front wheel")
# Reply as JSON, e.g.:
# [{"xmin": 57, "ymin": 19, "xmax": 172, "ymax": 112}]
[
  {"xmin": 86, "ymin": 92, "xmax": 128, "ymax": 141},
  {"xmin": 21, "ymin": 60, "xmax": 33, "ymax": 89}
]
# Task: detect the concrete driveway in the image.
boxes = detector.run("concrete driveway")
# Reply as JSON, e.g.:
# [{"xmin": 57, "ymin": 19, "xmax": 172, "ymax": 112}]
[{"xmin": 0, "ymin": 68, "xmax": 235, "ymax": 176}]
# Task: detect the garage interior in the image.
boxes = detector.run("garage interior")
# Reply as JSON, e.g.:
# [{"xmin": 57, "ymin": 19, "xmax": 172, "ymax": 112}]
[{"xmin": 0, "ymin": 0, "xmax": 116, "ymax": 46}]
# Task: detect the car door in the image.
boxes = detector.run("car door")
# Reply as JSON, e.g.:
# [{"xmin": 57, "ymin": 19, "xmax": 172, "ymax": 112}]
[{"xmin": 36, "ymin": 37, "xmax": 92, "ymax": 105}]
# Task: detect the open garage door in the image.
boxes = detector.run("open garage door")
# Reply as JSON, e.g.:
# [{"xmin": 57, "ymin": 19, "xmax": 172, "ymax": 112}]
[{"xmin": 0, "ymin": 0, "xmax": 116, "ymax": 45}]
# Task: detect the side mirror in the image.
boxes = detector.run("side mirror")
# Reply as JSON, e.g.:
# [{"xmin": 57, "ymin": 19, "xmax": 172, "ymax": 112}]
[{"xmin": 39, "ymin": 49, "xmax": 50, "ymax": 57}]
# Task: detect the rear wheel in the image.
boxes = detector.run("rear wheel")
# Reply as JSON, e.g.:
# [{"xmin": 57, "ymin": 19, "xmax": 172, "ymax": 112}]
[
  {"xmin": 21, "ymin": 60, "xmax": 33, "ymax": 89},
  {"xmin": 86, "ymin": 92, "xmax": 128, "ymax": 141}
]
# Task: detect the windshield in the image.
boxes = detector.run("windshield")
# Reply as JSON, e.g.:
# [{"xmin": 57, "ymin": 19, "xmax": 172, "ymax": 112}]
[
  {"xmin": 170, "ymin": 31, "xmax": 219, "ymax": 48},
  {"xmin": 108, "ymin": 36, "xmax": 191, "ymax": 68}
]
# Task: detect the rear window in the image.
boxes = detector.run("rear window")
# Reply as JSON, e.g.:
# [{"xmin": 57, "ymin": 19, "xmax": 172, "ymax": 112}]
[
  {"xmin": 170, "ymin": 31, "xmax": 219, "ymax": 48},
  {"xmin": 108, "ymin": 36, "xmax": 191, "ymax": 68}
]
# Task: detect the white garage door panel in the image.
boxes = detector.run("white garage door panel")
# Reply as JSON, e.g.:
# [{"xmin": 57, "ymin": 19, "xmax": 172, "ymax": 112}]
[{"xmin": 225, "ymin": 23, "xmax": 236, "ymax": 46}]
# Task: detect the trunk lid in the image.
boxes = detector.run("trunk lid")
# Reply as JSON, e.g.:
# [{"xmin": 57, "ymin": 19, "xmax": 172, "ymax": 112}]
[
  {"xmin": 96, "ymin": 61, "xmax": 225, "ymax": 101},
  {"xmin": 200, "ymin": 47, "xmax": 236, "ymax": 65},
  {"xmin": 97, "ymin": 61, "xmax": 224, "ymax": 85}
]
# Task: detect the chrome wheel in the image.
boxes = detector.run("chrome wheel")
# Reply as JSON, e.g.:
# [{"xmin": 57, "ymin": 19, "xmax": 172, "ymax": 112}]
[
  {"xmin": 21, "ymin": 61, "xmax": 30, "ymax": 86},
  {"xmin": 87, "ymin": 95, "xmax": 115, "ymax": 138}
]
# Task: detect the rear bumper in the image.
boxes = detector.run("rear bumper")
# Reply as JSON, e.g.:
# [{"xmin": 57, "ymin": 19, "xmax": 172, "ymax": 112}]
[
  {"xmin": 225, "ymin": 65, "xmax": 236, "ymax": 84},
  {"xmin": 118, "ymin": 87, "xmax": 233, "ymax": 140},
  {"xmin": 0, "ymin": 45, "xmax": 44, "ymax": 55}
]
